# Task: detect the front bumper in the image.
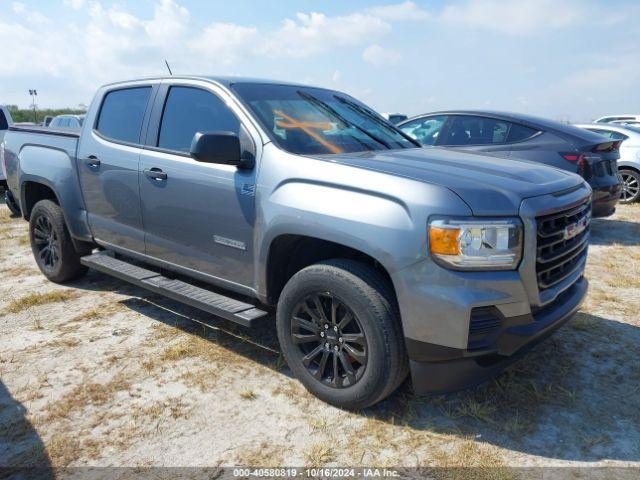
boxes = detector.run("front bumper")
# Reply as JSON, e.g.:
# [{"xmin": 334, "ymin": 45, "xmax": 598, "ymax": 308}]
[{"xmin": 408, "ymin": 276, "xmax": 587, "ymax": 394}]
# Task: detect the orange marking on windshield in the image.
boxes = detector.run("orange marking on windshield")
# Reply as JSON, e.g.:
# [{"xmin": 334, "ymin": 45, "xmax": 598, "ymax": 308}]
[{"xmin": 274, "ymin": 110, "xmax": 342, "ymax": 154}]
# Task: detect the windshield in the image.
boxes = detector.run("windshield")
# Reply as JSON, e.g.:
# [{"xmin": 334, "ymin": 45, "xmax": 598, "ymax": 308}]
[{"xmin": 232, "ymin": 83, "xmax": 418, "ymax": 155}]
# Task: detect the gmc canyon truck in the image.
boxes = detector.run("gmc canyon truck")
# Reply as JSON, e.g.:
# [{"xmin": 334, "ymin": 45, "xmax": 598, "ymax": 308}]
[{"xmin": 2, "ymin": 77, "xmax": 591, "ymax": 408}]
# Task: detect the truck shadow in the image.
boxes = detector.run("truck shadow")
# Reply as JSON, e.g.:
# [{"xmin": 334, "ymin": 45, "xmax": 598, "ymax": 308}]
[
  {"xmin": 590, "ymin": 217, "xmax": 640, "ymax": 246},
  {"xmin": 0, "ymin": 381, "xmax": 54, "ymax": 478},
  {"xmin": 69, "ymin": 271, "xmax": 640, "ymax": 463}
]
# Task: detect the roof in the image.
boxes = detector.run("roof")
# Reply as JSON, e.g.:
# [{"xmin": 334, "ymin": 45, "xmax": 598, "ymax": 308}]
[
  {"xmin": 101, "ymin": 75, "xmax": 317, "ymax": 90},
  {"xmin": 575, "ymin": 123, "xmax": 640, "ymax": 137},
  {"xmin": 401, "ymin": 109, "xmax": 606, "ymax": 143}
]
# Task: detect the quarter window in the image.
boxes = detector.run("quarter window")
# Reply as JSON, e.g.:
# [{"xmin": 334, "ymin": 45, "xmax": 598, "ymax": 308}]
[
  {"xmin": 96, "ymin": 87, "xmax": 151, "ymax": 144},
  {"xmin": 506, "ymin": 123, "xmax": 538, "ymax": 142},
  {"xmin": 400, "ymin": 116, "xmax": 447, "ymax": 146},
  {"xmin": 158, "ymin": 86, "xmax": 240, "ymax": 152}
]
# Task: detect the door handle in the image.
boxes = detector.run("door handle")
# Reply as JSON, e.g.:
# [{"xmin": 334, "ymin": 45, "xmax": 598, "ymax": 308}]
[
  {"xmin": 144, "ymin": 168, "xmax": 167, "ymax": 181},
  {"xmin": 85, "ymin": 155, "xmax": 101, "ymax": 168}
]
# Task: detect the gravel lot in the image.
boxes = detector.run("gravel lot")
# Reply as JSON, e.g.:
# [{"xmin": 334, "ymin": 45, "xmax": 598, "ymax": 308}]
[{"xmin": 0, "ymin": 197, "xmax": 639, "ymax": 473}]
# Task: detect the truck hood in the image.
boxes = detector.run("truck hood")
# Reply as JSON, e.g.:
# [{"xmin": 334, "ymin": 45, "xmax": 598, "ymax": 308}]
[{"xmin": 317, "ymin": 147, "xmax": 584, "ymax": 216}]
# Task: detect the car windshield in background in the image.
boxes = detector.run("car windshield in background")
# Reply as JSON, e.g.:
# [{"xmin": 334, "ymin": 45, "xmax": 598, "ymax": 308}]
[{"xmin": 232, "ymin": 83, "xmax": 418, "ymax": 155}]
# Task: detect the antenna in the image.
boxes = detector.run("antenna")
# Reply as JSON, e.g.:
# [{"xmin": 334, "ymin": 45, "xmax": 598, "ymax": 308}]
[{"xmin": 164, "ymin": 59, "xmax": 173, "ymax": 76}]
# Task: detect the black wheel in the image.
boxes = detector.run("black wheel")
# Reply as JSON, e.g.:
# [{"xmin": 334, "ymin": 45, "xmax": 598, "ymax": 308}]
[
  {"xmin": 619, "ymin": 169, "xmax": 640, "ymax": 203},
  {"xmin": 4, "ymin": 189, "xmax": 21, "ymax": 217},
  {"xmin": 276, "ymin": 259, "xmax": 408, "ymax": 409},
  {"xmin": 29, "ymin": 199, "xmax": 88, "ymax": 283}
]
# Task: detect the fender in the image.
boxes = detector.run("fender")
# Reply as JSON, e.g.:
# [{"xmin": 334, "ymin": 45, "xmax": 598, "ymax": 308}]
[{"xmin": 18, "ymin": 142, "xmax": 92, "ymax": 241}]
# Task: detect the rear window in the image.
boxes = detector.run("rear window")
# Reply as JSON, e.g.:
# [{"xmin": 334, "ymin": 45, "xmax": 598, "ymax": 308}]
[{"xmin": 96, "ymin": 87, "xmax": 151, "ymax": 144}]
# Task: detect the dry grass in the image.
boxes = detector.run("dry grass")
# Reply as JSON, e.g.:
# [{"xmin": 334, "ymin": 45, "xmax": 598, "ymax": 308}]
[
  {"xmin": 431, "ymin": 440, "xmax": 511, "ymax": 480},
  {"xmin": 304, "ymin": 442, "xmax": 335, "ymax": 467},
  {"xmin": 239, "ymin": 389, "xmax": 256, "ymax": 400},
  {"xmin": 236, "ymin": 441, "xmax": 285, "ymax": 467},
  {"xmin": 44, "ymin": 374, "xmax": 131, "ymax": 422},
  {"xmin": 4, "ymin": 290, "xmax": 78, "ymax": 314}
]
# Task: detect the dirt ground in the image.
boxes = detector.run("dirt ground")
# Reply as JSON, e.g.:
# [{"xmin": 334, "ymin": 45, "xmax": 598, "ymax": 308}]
[{"xmin": 0, "ymin": 197, "xmax": 639, "ymax": 473}]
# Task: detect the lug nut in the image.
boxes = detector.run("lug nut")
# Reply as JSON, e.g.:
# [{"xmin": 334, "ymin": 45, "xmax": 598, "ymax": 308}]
[
  {"xmin": 334, "ymin": 345, "xmax": 339, "ymax": 351},
  {"xmin": 339, "ymin": 337, "xmax": 343, "ymax": 343},
  {"xmin": 325, "ymin": 343, "xmax": 330, "ymax": 349},
  {"xmin": 324, "ymin": 324, "xmax": 329, "ymax": 330},
  {"xmin": 320, "ymin": 331, "xmax": 325, "ymax": 338},
  {"xmin": 333, "ymin": 326, "xmax": 338, "ymax": 332}
]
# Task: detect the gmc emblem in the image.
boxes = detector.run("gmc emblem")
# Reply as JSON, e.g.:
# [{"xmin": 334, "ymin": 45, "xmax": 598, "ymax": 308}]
[{"xmin": 564, "ymin": 217, "xmax": 588, "ymax": 240}]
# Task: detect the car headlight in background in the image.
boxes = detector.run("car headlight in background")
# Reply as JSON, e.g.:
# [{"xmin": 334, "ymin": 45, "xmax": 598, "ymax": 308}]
[{"xmin": 429, "ymin": 218, "xmax": 523, "ymax": 270}]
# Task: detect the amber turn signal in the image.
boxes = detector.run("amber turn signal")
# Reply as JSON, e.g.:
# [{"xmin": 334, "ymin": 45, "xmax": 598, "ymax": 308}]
[{"xmin": 429, "ymin": 226, "xmax": 461, "ymax": 255}]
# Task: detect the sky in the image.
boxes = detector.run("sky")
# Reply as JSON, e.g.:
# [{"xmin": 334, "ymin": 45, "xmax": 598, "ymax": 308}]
[{"xmin": 1, "ymin": 0, "xmax": 639, "ymax": 122}]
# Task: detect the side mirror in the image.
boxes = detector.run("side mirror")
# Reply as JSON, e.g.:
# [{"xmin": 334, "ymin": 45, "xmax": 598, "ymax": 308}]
[{"xmin": 190, "ymin": 131, "xmax": 246, "ymax": 167}]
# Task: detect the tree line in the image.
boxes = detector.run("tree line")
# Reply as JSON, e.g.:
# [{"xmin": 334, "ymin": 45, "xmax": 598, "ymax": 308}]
[{"xmin": 6, "ymin": 105, "xmax": 86, "ymax": 124}]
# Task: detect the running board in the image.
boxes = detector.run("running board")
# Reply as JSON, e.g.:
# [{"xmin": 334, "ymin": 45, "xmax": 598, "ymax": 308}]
[{"xmin": 80, "ymin": 252, "xmax": 269, "ymax": 327}]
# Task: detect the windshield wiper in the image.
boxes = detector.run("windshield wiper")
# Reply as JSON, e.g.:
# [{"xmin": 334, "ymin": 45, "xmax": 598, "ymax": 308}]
[
  {"xmin": 333, "ymin": 95, "xmax": 421, "ymax": 148},
  {"xmin": 297, "ymin": 90, "xmax": 392, "ymax": 150}
]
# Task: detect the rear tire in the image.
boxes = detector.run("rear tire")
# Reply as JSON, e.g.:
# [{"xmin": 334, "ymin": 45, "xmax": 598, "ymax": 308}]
[
  {"xmin": 619, "ymin": 169, "xmax": 640, "ymax": 203},
  {"xmin": 29, "ymin": 199, "xmax": 88, "ymax": 283},
  {"xmin": 4, "ymin": 189, "xmax": 21, "ymax": 217},
  {"xmin": 276, "ymin": 259, "xmax": 408, "ymax": 409}
]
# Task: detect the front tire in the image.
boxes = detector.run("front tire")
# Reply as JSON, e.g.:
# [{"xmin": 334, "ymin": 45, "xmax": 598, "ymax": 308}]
[
  {"xmin": 276, "ymin": 259, "xmax": 408, "ymax": 409},
  {"xmin": 29, "ymin": 200, "xmax": 88, "ymax": 283},
  {"xmin": 619, "ymin": 169, "xmax": 640, "ymax": 203}
]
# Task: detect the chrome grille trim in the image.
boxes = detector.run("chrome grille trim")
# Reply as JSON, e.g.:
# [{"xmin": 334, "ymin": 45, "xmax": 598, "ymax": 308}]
[{"xmin": 536, "ymin": 198, "xmax": 591, "ymax": 292}]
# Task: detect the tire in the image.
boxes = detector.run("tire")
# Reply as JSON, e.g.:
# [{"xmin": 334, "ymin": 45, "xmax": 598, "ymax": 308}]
[
  {"xmin": 4, "ymin": 189, "xmax": 21, "ymax": 217},
  {"xmin": 29, "ymin": 199, "xmax": 88, "ymax": 283},
  {"xmin": 276, "ymin": 259, "xmax": 408, "ymax": 409},
  {"xmin": 619, "ymin": 169, "xmax": 640, "ymax": 203}
]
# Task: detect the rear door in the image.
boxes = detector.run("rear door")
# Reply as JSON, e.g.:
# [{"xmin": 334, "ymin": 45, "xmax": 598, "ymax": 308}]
[
  {"xmin": 437, "ymin": 115, "xmax": 514, "ymax": 155},
  {"xmin": 138, "ymin": 80, "xmax": 260, "ymax": 288},
  {"xmin": 77, "ymin": 83, "xmax": 157, "ymax": 253}
]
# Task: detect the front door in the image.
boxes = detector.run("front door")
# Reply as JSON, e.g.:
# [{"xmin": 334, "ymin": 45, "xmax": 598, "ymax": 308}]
[
  {"xmin": 138, "ymin": 83, "xmax": 258, "ymax": 288},
  {"xmin": 77, "ymin": 85, "xmax": 155, "ymax": 253}
]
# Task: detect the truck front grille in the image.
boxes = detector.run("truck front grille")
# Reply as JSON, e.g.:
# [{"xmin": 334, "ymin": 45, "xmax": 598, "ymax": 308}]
[{"xmin": 536, "ymin": 199, "xmax": 590, "ymax": 291}]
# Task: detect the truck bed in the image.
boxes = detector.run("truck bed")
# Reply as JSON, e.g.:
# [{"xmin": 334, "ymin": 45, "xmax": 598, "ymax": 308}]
[{"xmin": 8, "ymin": 125, "xmax": 80, "ymax": 138}]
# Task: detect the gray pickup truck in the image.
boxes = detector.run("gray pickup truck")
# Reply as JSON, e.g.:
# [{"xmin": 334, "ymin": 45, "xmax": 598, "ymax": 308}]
[{"xmin": 2, "ymin": 76, "xmax": 591, "ymax": 408}]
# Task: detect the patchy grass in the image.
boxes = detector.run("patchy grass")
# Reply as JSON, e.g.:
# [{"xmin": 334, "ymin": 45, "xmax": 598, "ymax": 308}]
[
  {"xmin": 304, "ymin": 443, "xmax": 335, "ymax": 467},
  {"xmin": 4, "ymin": 290, "xmax": 78, "ymax": 314},
  {"xmin": 236, "ymin": 441, "xmax": 285, "ymax": 467},
  {"xmin": 44, "ymin": 374, "xmax": 131, "ymax": 422}
]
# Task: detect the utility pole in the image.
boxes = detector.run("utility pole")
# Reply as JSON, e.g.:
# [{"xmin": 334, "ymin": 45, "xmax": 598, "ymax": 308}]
[{"xmin": 29, "ymin": 89, "xmax": 38, "ymax": 124}]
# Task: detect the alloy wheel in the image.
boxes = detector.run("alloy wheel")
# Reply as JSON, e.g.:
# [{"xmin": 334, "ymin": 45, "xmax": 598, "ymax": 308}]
[
  {"xmin": 32, "ymin": 215, "xmax": 60, "ymax": 271},
  {"xmin": 290, "ymin": 292, "xmax": 367, "ymax": 388},
  {"xmin": 620, "ymin": 171, "xmax": 639, "ymax": 202}
]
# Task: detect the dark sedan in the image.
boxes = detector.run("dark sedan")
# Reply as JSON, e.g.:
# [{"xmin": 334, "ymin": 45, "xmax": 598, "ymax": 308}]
[{"xmin": 398, "ymin": 111, "xmax": 622, "ymax": 217}]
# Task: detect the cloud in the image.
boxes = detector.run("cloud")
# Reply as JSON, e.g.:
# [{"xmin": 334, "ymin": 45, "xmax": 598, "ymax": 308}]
[
  {"xmin": 367, "ymin": 1, "xmax": 429, "ymax": 21},
  {"xmin": 362, "ymin": 44, "xmax": 402, "ymax": 68},
  {"xmin": 440, "ymin": 0, "xmax": 586, "ymax": 35},
  {"xmin": 63, "ymin": 0, "xmax": 85, "ymax": 10}
]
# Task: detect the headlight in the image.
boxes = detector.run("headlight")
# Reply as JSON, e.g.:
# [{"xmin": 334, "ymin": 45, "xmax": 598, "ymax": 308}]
[{"xmin": 429, "ymin": 217, "xmax": 523, "ymax": 270}]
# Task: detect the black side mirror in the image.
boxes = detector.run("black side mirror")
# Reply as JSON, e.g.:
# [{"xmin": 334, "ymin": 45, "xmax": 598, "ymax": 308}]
[{"xmin": 190, "ymin": 131, "xmax": 246, "ymax": 167}]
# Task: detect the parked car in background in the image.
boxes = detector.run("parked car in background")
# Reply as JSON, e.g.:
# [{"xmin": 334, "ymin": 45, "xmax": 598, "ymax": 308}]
[
  {"xmin": 398, "ymin": 110, "xmax": 622, "ymax": 217},
  {"xmin": 611, "ymin": 120, "xmax": 640, "ymax": 128},
  {"xmin": 1, "ymin": 105, "xmax": 13, "ymax": 189},
  {"xmin": 575, "ymin": 123, "xmax": 640, "ymax": 203},
  {"xmin": 2, "ymin": 76, "xmax": 591, "ymax": 408},
  {"xmin": 381, "ymin": 113, "xmax": 408, "ymax": 124},
  {"xmin": 1, "ymin": 105, "xmax": 21, "ymax": 215},
  {"xmin": 595, "ymin": 115, "xmax": 640, "ymax": 124},
  {"xmin": 49, "ymin": 114, "xmax": 85, "ymax": 129},
  {"xmin": 42, "ymin": 115, "xmax": 54, "ymax": 127}
]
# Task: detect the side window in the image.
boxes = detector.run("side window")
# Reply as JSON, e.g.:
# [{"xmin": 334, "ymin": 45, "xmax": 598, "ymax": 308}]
[
  {"xmin": 0, "ymin": 110, "xmax": 7, "ymax": 130},
  {"xmin": 506, "ymin": 123, "xmax": 538, "ymax": 142},
  {"xmin": 588, "ymin": 129, "xmax": 615, "ymax": 138},
  {"xmin": 96, "ymin": 87, "xmax": 151, "ymax": 144},
  {"xmin": 399, "ymin": 116, "xmax": 446, "ymax": 146},
  {"xmin": 158, "ymin": 86, "xmax": 240, "ymax": 152},
  {"xmin": 442, "ymin": 116, "xmax": 509, "ymax": 146},
  {"xmin": 609, "ymin": 131, "xmax": 628, "ymax": 140}
]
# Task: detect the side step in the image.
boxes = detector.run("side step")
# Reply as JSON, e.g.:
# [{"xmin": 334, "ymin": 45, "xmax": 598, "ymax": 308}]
[{"xmin": 81, "ymin": 252, "xmax": 269, "ymax": 327}]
